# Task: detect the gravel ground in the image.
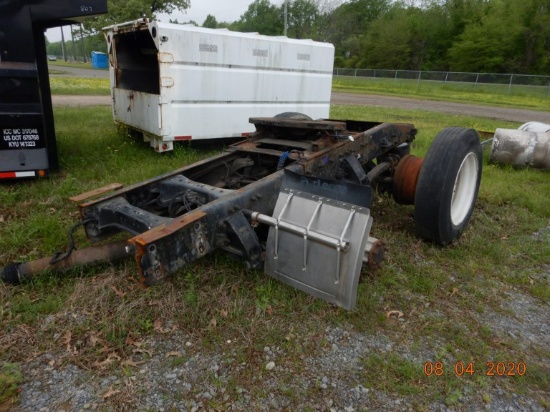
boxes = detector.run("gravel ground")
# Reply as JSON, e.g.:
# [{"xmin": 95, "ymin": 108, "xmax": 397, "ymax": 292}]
[
  {"xmin": 12, "ymin": 302, "xmax": 549, "ymax": 411},
  {"xmin": 10, "ymin": 243, "xmax": 550, "ymax": 411}
]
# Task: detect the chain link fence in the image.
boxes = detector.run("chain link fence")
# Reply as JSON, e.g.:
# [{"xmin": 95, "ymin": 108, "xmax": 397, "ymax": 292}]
[{"xmin": 333, "ymin": 68, "xmax": 550, "ymax": 98}]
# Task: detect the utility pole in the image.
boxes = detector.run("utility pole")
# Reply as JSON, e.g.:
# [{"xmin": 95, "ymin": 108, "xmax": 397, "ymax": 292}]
[
  {"xmin": 70, "ymin": 25, "xmax": 77, "ymax": 61},
  {"xmin": 284, "ymin": 0, "xmax": 288, "ymax": 36},
  {"xmin": 60, "ymin": 27, "xmax": 67, "ymax": 61},
  {"xmin": 79, "ymin": 23, "xmax": 87, "ymax": 63}
]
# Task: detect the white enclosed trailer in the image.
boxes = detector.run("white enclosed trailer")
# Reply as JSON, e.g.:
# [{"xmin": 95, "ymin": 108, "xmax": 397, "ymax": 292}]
[{"xmin": 104, "ymin": 19, "xmax": 335, "ymax": 152}]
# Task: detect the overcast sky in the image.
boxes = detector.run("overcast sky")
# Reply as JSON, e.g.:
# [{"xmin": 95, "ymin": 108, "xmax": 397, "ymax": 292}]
[
  {"xmin": 46, "ymin": 0, "xmax": 278, "ymax": 42},
  {"xmin": 162, "ymin": 0, "xmax": 264, "ymax": 24}
]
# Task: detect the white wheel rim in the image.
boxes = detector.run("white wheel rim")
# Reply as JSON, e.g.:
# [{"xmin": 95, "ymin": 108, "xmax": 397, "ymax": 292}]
[{"xmin": 451, "ymin": 152, "xmax": 478, "ymax": 226}]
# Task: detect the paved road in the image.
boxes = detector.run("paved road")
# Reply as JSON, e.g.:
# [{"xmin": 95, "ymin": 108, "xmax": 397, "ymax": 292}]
[
  {"xmin": 331, "ymin": 92, "xmax": 550, "ymax": 124},
  {"xmin": 49, "ymin": 64, "xmax": 109, "ymax": 78},
  {"xmin": 52, "ymin": 95, "xmax": 112, "ymax": 106},
  {"xmin": 48, "ymin": 65, "xmax": 549, "ymax": 123}
]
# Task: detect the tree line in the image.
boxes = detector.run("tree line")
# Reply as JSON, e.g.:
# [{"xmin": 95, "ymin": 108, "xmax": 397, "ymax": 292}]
[
  {"xmin": 48, "ymin": 0, "xmax": 550, "ymax": 75},
  {"xmin": 221, "ymin": 0, "xmax": 550, "ymax": 75},
  {"xmin": 47, "ymin": 0, "xmax": 190, "ymax": 59}
]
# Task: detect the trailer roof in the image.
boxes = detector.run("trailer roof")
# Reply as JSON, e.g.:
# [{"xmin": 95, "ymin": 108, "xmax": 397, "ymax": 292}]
[{"xmin": 103, "ymin": 18, "xmax": 334, "ymax": 50}]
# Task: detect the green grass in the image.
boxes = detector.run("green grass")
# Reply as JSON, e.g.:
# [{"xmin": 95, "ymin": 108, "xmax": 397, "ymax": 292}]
[
  {"xmin": 1, "ymin": 104, "xmax": 549, "ymax": 409},
  {"xmin": 333, "ymin": 76, "xmax": 550, "ymax": 111},
  {"xmin": 49, "ymin": 77, "xmax": 110, "ymax": 95},
  {"xmin": 0, "ymin": 362, "xmax": 22, "ymax": 406},
  {"xmin": 361, "ymin": 353, "xmax": 425, "ymax": 396}
]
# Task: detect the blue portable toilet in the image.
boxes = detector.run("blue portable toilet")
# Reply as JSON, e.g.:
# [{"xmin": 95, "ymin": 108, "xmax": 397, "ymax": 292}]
[{"xmin": 91, "ymin": 51, "xmax": 108, "ymax": 69}]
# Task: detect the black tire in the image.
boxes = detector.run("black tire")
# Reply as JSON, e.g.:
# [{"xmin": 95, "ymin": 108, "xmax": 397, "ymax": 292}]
[
  {"xmin": 274, "ymin": 112, "xmax": 312, "ymax": 120},
  {"xmin": 414, "ymin": 127, "xmax": 482, "ymax": 245}
]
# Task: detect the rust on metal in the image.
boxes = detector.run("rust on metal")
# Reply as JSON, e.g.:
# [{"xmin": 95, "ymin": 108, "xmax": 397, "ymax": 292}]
[
  {"xmin": 131, "ymin": 242, "xmax": 149, "ymax": 286},
  {"xmin": 4, "ymin": 116, "xmax": 420, "ymax": 297},
  {"xmin": 393, "ymin": 154, "xmax": 423, "ymax": 205},
  {"xmin": 2, "ymin": 241, "xmax": 131, "ymax": 283},
  {"xmin": 129, "ymin": 210, "xmax": 207, "ymax": 246},
  {"xmin": 70, "ymin": 183, "xmax": 124, "ymax": 203}
]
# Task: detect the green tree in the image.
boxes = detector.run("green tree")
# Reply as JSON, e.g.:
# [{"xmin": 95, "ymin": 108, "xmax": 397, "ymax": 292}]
[
  {"xmin": 340, "ymin": 35, "xmax": 364, "ymax": 67},
  {"xmin": 46, "ymin": 41, "xmax": 63, "ymax": 57},
  {"xmin": 234, "ymin": 0, "xmax": 283, "ymax": 35},
  {"xmin": 284, "ymin": 0, "xmax": 319, "ymax": 39},
  {"xmin": 448, "ymin": 0, "xmax": 527, "ymax": 72},
  {"xmin": 357, "ymin": 0, "xmax": 485, "ymax": 71},
  {"xmin": 86, "ymin": 33, "xmax": 109, "ymax": 54},
  {"xmin": 360, "ymin": 6, "xmax": 412, "ymax": 69},
  {"xmin": 444, "ymin": 0, "xmax": 487, "ymax": 36},
  {"xmin": 217, "ymin": 21, "xmax": 234, "ymax": 29},
  {"xmin": 82, "ymin": 0, "xmax": 191, "ymax": 34},
  {"xmin": 404, "ymin": 2, "xmax": 455, "ymax": 70},
  {"xmin": 516, "ymin": 0, "xmax": 550, "ymax": 74},
  {"xmin": 169, "ymin": 18, "xmax": 198, "ymax": 25},
  {"xmin": 317, "ymin": 0, "xmax": 389, "ymax": 58},
  {"xmin": 202, "ymin": 14, "xmax": 218, "ymax": 28}
]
